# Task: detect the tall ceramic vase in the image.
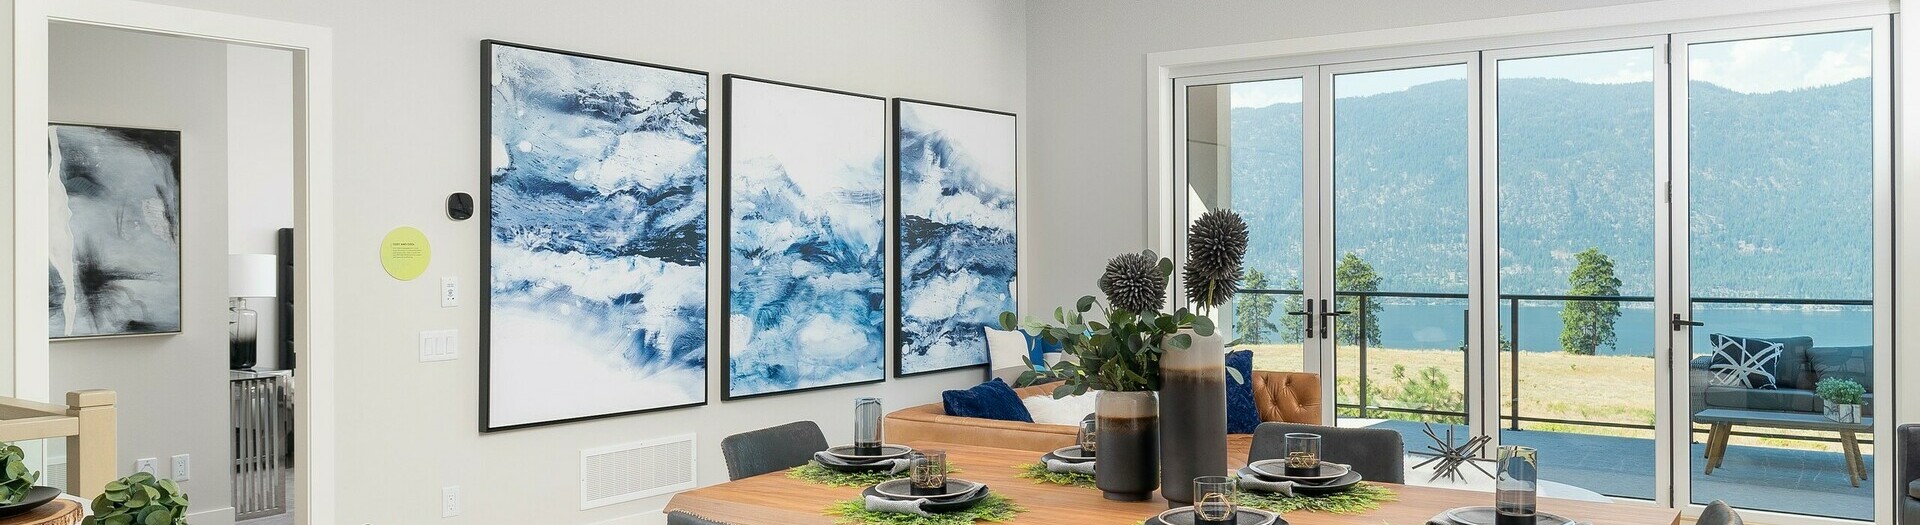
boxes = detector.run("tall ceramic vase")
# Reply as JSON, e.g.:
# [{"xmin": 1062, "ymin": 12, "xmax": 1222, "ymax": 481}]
[
  {"xmin": 1159, "ymin": 329, "xmax": 1227, "ymax": 506},
  {"xmin": 1095, "ymin": 389, "xmax": 1159, "ymax": 501}
]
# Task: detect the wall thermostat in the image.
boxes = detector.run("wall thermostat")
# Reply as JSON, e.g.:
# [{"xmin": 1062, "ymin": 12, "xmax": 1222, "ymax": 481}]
[{"xmin": 447, "ymin": 192, "xmax": 474, "ymax": 221}]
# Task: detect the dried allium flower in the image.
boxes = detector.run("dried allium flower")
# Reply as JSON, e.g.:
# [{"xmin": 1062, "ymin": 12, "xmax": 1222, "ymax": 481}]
[
  {"xmin": 1183, "ymin": 263, "xmax": 1242, "ymax": 309},
  {"xmin": 1186, "ymin": 209, "xmax": 1249, "ymax": 278},
  {"xmin": 1099, "ymin": 251, "xmax": 1166, "ymax": 313}
]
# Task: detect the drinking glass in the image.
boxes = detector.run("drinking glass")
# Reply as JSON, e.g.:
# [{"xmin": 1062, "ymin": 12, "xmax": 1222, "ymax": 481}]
[
  {"xmin": 1077, "ymin": 419, "xmax": 1098, "ymax": 456},
  {"xmin": 1192, "ymin": 476, "xmax": 1238, "ymax": 524},
  {"xmin": 1283, "ymin": 432, "xmax": 1322, "ymax": 476},
  {"xmin": 1495, "ymin": 445, "xmax": 1539, "ymax": 525},
  {"xmin": 854, "ymin": 397, "xmax": 883, "ymax": 455},
  {"xmin": 910, "ymin": 449, "xmax": 948, "ymax": 496}
]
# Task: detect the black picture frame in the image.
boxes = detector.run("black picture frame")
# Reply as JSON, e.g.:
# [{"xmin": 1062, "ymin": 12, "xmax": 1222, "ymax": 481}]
[
  {"xmin": 480, "ymin": 39, "xmax": 712, "ymax": 432},
  {"xmin": 889, "ymin": 98, "xmax": 1020, "ymax": 378},
  {"xmin": 720, "ymin": 74, "xmax": 890, "ymax": 401}
]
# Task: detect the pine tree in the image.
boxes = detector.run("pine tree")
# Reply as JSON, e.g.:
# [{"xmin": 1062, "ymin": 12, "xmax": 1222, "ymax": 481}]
[
  {"xmin": 1335, "ymin": 253, "xmax": 1383, "ymax": 346},
  {"xmin": 1560, "ymin": 247, "xmax": 1622, "ymax": 356},
  {"xmin": 1234, "ymin": 269, "xmax": 1280, "ymax": 344},
  {"xmin": 1279, "ymin": 277, "xmax": 1306, "ymax": 343}
]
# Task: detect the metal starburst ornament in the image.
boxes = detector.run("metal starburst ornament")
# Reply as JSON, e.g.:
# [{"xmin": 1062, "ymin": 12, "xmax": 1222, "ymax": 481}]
[
  {"xmin": 1409, "ymin": 423, "xmax": 1494, "ymax": 483},
  {"xmin": 1099, "ymin": 251, "xmax": 1168, "ymax": 313}
]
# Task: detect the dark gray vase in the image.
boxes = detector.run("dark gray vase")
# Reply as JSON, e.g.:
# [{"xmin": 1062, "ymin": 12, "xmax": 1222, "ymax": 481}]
[
  {"xmin": 1158, "ymin": 330, "xmax": 1227, "ymax": 506},
  {"xmin": 1095, "ymin": 390, "xmax": 1159, "ymax": 501}
]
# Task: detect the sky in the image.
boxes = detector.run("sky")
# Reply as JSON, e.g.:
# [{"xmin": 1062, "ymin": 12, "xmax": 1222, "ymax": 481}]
[{"xmin": 1223, "ymin": 29, "xmax": 1871, "ymax": 108}]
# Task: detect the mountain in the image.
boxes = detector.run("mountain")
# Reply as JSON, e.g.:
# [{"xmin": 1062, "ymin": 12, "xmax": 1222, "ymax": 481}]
[{"xmin": 1224, "ymin": 77, "xmax": 1874, "ymax": 300}]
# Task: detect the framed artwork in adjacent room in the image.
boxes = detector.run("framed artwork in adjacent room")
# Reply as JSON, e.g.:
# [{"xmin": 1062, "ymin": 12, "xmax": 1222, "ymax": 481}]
[
  {"xmin": 49, "ymin": 123, "xmax": 184, "ymax": 340},
  {"xmin": 481, "ymin": 40, "xmax": 710, "ymax": 431},
  {"xmin": 891, "ymin": 99, "xmax": 1017, "ymax": 377},
  {"xmin": 722, "ymin": 75, "xmax": 888, "ymax": 399}
]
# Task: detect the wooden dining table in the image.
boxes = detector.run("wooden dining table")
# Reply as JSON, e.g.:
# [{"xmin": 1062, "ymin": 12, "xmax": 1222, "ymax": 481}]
[{"xmin": 664, "ymin": 441, "xmax": 1681, "ymax": 525}]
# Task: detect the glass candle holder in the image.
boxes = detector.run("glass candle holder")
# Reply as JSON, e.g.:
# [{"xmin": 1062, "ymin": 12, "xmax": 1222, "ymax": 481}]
[
  {"xmin": 910, "ymin": 450, "xmax": 948, "ymax": 496},
  {"xmin": 1283, "ymin": 432, "xmax": 1322, "ymax": 476},
  {"xmin": 1077, "ymin": 419, "xmax": 1098, "ymax": 456},
  {"xmin": 1495, "ymin": 445, "xmax": 1539, "ymax": 525},
  {"xmin": 854, "ymin": 397, "xmax": 883, "ymax": 455},
  {"xmin": 1192, "ymin": 476, "xmax": 1238, "ymax": 524}
]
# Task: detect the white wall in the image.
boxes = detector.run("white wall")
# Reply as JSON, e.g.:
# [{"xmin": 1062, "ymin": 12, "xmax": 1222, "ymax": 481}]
[
  {"xmin": 120, "ymin": 1, "xmax": 1028, "ymax": 523},
  {"xmin": 45, "ymin": 23, "xmax": 234, "ymax": 522},
  {"xmin": 226, "ymin": 44, "xmax": 295, "ymax": 371}
]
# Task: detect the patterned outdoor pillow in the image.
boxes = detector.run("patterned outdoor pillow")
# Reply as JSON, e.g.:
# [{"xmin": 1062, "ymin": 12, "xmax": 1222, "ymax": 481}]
[{"xmin": 1707, "ymin": 334, "xmax": 1784, "ymax": 390}]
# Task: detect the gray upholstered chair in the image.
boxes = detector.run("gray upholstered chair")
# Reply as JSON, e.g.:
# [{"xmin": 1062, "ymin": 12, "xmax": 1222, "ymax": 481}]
[
  {"xmin": 666, "ymin": 510, "xmax": 731, "ymax": 525},
  {"xmin": 720, "ymin": 421, "xmax": 829, "ymax": 481},
  {"xmin": 1696, "ymin": 500, "xmax": 1743, "ymax": 525},
  {"xmin": 1247, "ymin": 422, "xmax": 1405, "ymax": 483},
  {"xmin": 1902, "ymin": 424, "xmax": 1920, "ymax": 524}
]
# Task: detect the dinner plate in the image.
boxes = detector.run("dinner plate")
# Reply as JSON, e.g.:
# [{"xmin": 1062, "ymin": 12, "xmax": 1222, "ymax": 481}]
[
  {"xmin": 861, "ymin": 484, "xmax": 991, "ymax": 513},
  {"xmin": 1050, "ymin": 445, "xmax": 1095, "ymax": 461},
  {"xmin": 872, "ymin": 478, "xmax": 982, "ymax": 500},
  {"xmin": 824, "ymin": 444, "xmax": 913, "ymax": 461},
  {"xmin": 1247, "ymin": 459, "xmax": 1350, "ymax": 482},
  {"xmin": 1149, "ymin": 507, "xmax": 1283, "ymax": 525},
  {"xmin": 1237, "ymin": 467, "xmax": 1362, "ymax": 495},
  {"xmin": 814, "ymin": 455, "xmax": 897, "ymax": 473},
  {"xmin": 1442, "ymin": 506, "xmax": 1577, "ymax": 525}
]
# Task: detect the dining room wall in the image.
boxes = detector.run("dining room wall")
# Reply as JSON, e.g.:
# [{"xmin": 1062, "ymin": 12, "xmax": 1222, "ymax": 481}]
[{"xmin": 108, "ymin": 1, "xmax": 1028, "ymax": 523}]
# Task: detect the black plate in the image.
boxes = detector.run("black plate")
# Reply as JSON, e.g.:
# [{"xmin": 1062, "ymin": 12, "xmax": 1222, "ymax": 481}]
[
  {"xmin": 1040, "ymin": 451, "xmax": 1096, "ymax": 466},
  {"xmin": 1238, "ymin": 467, "xmax": 1362, "ymax": 495},
  {"xmin": 861, "ymin": 484, "xmax": 990, "ymax": 513},
  {"xmin": 0, "ymin": 487, "xmax": 59, "ymax": 518},
  {"xmin": 1146, "ymin": 507, "xmax": 1285, "ymax": 525},
  {"xmin": 816, "ymin": 457, "xmax": 896, "ymax": 473},
  {"xmin": 824, "ymin": 444, "xmax": 913, "ymax": 461},
  {"xmin": 1050, "ymin": 446, "xmax": 1095, "ymax": 461},
  {"xmin": 1443, "ymin": 506, "xmax": 1577, "ymax": 525}
]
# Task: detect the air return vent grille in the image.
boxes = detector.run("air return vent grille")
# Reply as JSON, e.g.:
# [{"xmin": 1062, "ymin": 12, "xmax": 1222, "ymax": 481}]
[{"xmin": 580, "ymin": 434, "xmax": 697, "ymax": 510}]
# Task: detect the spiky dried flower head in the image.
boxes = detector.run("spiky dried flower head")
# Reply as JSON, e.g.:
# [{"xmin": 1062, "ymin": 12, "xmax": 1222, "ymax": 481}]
[
  {"xmin": 1183, "ymin": 263, "xmax": 1242, "ymax": 309},
  {"xmin": 1186, "ymin": 209, "xmax": 1249, "ymax": 277},
  {"xmin": 1099, "ymin": 250, "xmax": 1167, "ymax": 313}
]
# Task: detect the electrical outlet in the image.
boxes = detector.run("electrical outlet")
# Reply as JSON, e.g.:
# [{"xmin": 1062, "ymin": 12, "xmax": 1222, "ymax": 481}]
[
  {"xmin": 135, "ymin": 458, "xmax": 157, "ymax": 475},
  {"xmin": 171, "ymin": 454, "xmax": 191, "ymax": 481},
  {"xmin": 441, "ymin": 276, "xmax": 458, "ymax": 307},
  {"xmin": 441, "ymin": 485, "xmax": 461, "ymax": 517},
  {"xmin": 419, "ymin": 330, "xmax": 457, "ymax": 362}
]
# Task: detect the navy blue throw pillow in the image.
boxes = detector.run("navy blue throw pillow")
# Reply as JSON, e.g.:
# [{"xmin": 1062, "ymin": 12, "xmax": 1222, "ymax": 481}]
[
  {"xmin": 1226, "ymin": 350, "xmax": 1259, "ymax": 434},
  {"xmin": 943, "ymin": 379, "xmax": 1035, "ymax": 423}
]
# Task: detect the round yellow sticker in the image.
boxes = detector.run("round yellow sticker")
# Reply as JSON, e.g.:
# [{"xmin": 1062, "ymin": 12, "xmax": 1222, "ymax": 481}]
[{"xmin": 380, "ymin": 227, "xmax": 431, "ymax": 281}]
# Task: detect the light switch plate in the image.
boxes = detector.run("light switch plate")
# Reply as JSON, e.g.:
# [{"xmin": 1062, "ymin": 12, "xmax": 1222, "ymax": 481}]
[
  {"xmin": 419, "ymin": 330, "xmax": 457, "ymax": 362},
  {"xmin": 171, "ymin": 454, "xmax": 191, "ymax": 481},
  {"xmin": 441, "ymin": 276, "xmax": 458, "ymax": 307}
]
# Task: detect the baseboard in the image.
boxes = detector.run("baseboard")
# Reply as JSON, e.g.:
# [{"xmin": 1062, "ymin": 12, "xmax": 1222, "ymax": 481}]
[
  {"xmin": 186, "ymin": 506, "xmax": 236, "ymax": 525},
  {"xmin": 586, "ymin": 508, "xmax": 663, "ymax": 525}
]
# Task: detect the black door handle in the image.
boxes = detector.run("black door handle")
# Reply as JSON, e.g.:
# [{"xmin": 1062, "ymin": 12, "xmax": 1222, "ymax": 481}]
[
  {"xmin": 1287, "ymin": 299, "xmax": 1316, "ymax": 339},
  {"xmin": 1670, "ymin": 313, "xmax": 1704, "ymax": 332},
  {"xmin": 1316, "ymin": 299, "xmax": 1351, "ymax": 339}
]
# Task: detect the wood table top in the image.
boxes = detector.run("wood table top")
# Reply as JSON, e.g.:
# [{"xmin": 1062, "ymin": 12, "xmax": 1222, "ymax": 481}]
[{"xmin": 665, "ymin": 441, "xmax": 1680, "ymax": 525}]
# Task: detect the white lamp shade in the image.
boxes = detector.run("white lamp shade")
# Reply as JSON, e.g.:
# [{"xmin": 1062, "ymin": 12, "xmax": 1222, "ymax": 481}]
[{"xmin": 229, "ymin": 254, "xmax": 278, "ymax": 298}]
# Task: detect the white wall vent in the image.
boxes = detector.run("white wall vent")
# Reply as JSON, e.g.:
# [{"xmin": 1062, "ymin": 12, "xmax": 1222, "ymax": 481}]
[{"xmin": 580, "ymin": 434, "xmax": 697, "ymax": 510}]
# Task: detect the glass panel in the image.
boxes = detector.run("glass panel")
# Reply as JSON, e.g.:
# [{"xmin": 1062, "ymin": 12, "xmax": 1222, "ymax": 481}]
[
  {"xmin": 1330, "ymin": 64, "xmax": 1470, "ymax": 435},
  {"xmin": 1494, "ymin": 48, "xmax": 1658, "ymax": 501},
  {"xmin": 1685, "ymin": 30, "xmax": 1875, "ymax": 521},
  {"xmin": 1185, "ymin": 79, "xmax": 1307, "ymax": 373}
]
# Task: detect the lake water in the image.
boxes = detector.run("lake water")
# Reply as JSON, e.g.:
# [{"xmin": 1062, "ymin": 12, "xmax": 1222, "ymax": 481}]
[{"xmin": 1350, "ymin": 301, "xmax": 1875, "ymax": 356}]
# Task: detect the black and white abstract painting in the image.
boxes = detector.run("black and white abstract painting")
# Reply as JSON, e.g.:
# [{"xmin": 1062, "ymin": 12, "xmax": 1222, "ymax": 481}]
[
  {"xmin": 483, "ymin": 41, "xmax": 709, "ymax": 431},
  {"xmin": 49, "ymin": 124, "xmax": 183, "ymax": 339},
  {"xmin": 723, "ymin": 76, "xmax": 888, "ymax": 399},
  {"xmin": 893, "ymin": 100, "xmax": 1017, "ymax": 376}
]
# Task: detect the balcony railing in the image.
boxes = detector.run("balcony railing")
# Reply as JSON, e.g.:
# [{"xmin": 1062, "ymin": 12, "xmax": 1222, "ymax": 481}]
[{"xmin": 1236, "ymin": 288, "xmax": 1874, "ymax": 446}]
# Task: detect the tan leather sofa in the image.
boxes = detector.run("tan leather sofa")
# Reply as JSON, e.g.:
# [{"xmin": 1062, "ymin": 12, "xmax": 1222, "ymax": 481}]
[{"xmin": 885, "ymin": 371, "xmax": 1322, "ymax": 454}]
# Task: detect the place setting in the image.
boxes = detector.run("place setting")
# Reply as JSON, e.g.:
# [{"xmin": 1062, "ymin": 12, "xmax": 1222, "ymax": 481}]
[
  {"xmin": 1429, "ymin": 446, "xmax": 1592, "ymax": 525},
  {"xmin": 1145, "ymin": 476, "xmax": 1284, "ymax": 525},
  {"xmin": 1236, "ymin": 433, "xmax": 1364, "ymax": 496}
]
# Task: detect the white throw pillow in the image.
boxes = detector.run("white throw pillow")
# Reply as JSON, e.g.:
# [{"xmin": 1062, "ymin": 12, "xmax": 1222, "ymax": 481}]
[{"xmin": 1023, "ymin": 393, "xmax": 1097, "ymax": 426}]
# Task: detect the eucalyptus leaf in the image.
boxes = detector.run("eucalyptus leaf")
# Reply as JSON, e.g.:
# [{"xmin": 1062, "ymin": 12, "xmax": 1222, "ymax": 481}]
[
  {"xmin": 1076, "ymin": 296, "xmax": 1094, "ymax": 312},
  {"xmin": 998, "ymin": 311, "xmax": 1017, "ymax": 331},
  {"xmin": 1169, "ymin": 333, "xmax": 1192, "ymax": 350}
]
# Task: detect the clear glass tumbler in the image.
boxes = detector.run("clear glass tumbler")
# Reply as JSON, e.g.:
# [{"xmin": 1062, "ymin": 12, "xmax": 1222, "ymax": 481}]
[
  {"xmin": 1192, "ymin": 476, "xmax": 1238, "ymax": 524},
  {"xmin": 1283, "ymin": 432, "xmax": 1322, "ymax": 476},
  {"xmin": 853, "ymin": 397, "xmax": 883, "ymax": 455},
  {"xmin": 1496, "ymin": 445, "xmax": 1539, "ymax": 525},
  {"xmin": 1077, "ymin": 418, "xmax": 1098, "ymax": 456},
  {"xmin": 910, "ymin": 449, "xmax": 948, "ymax": 496}
]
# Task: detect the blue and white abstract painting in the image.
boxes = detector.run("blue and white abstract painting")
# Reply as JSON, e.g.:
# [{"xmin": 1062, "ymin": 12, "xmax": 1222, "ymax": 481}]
[
  {"xmin": 894, "ymin": 101, "xmax": 1017, "ymax": 376},
  {"xmin": 485, "ymin": 42, "xmax": 708, "ymax": 430},
  {"xmin": 725, "ymin": 77, "xmax": 887, "ymax": 398}
]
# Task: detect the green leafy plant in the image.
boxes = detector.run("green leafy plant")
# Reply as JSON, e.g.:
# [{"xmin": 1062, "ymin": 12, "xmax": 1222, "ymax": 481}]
[
  {"xmin": 825, "ymin": 493, "xmax": 1022, "ymax": 525},
  {"xmin": 0, "ymin": 443, "xmax": 40, "ymax": 505},
  {"xmin": 1816, "ymin": 377, "xmax": 1866, "ymax": 405},
  {"xmin": 81, "ymin": 472, "xmax": 188, "ymax": 525},
  {"xmin": 1234, "ymin": 481, "xmax": 1397, "ymax": 514},
  {"xmin": 1014, "ymin": 462, "xmax": 1095, "ymax": 488}
]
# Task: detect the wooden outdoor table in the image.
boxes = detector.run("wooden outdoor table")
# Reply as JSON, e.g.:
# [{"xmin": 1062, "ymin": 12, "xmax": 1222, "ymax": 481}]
[{"xmin": 664, "ymin": 441, "xmax": 1681, "ymax": 525}]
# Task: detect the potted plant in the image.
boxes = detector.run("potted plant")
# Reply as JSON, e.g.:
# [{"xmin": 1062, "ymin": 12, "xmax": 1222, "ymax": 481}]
[
  {"xmin": 81, "ymin": 472, "xmax": 189, "ymax": 525},
  {"xmin": 1157, "ymin": 209, "xmax": 1248, "ymax": 505},
  {"xmin": 1816, "ymin": 377, "xmax": 1865, "ymax": 424}
]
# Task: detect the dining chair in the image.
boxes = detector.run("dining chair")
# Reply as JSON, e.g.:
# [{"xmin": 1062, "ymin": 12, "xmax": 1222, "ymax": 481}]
[
  {"xmin": 666, "ymin": 510, "xmax": 732, "ymax": 525},
  {"xmin": 720, "ymin": 420, "xmax": 830, "ymax": 480},
  {"xmin": 1247, "ymin": 422, "xmax": 1405, "ymax": 483},
  {"xmin": 1696, "ymin": 500, "xmax": 1743, "ymax": 525}
]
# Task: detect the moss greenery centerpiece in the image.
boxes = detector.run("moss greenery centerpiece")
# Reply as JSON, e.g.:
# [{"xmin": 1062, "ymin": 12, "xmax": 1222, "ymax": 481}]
[
  {"xmin": 826, "ymin": 493, "xmax": 1022, "ymax": 525},
  {"xmin": 1015, "ymin": 462, "xmax": 1096, "ymax": 488},
  {"xmin": 1234, "ymin": 481, "xmax": 1397, "ymax": 514},
  {"xmin": 1816, "ymin": 377, "xmax": 1866, "ymax": 424},
  {"xmin": 788, "ymin": 461, "xmax": 961, "ymax": 488}
]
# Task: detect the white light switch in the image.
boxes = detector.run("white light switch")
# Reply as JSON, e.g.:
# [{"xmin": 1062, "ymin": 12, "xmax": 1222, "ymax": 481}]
[
  {"xmin": 419, "ymin": 330, "xmax": 458, "ymax": 362},
  {"xmin": 441, "ymin": 276, "xmax": 459, "ymax": 307}
]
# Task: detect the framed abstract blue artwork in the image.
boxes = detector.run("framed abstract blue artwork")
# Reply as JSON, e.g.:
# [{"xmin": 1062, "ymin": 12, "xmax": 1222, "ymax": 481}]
[
  {"xmin": 481, "ymin": 41, "xmax": 709, "ymax": 431},
  {"xmin": 892, "ymin": 100, "xmax": 1018, "ymax": 377},
  {"xmin": 49, "ymin": 124, "xmax": 183, "ymax": 339},
  {"xmin": 722, "ymin": 75, "xmax": 888, "ymax": 399}
]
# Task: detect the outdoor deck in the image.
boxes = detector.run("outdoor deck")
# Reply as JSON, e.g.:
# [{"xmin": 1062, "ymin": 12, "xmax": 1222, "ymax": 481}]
[{"xmin": 1358, "ymin": 419, "xmax": 1876, "ymax": 521}]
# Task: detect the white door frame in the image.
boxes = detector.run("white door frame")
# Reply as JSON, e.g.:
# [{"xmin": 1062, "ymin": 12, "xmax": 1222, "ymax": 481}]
[
  {"xmin": 1667, "ymin": 16, "xmax": 1893, "ymax": 525},
  {"xmin": 11, "ymin": 1, "xmax": 336, "ymax": 523}
]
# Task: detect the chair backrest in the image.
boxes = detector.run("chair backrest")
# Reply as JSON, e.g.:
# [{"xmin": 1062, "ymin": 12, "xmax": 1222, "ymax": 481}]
[
  {"xmin": 1696, "ymin": 500, "xmax": 1744, "ymax": 525},
  {"xmin": 666, "ymin": 510, "xmax": 731, "ymax": 525},
  {"xmin": 1248, "ymin": 422, "xmax": 1404, "ymax": 483},
  {"xmin": 720, "ymin": 421, "xmax": 829, "ymax": 481},
  {"xmin": 1902, "ymin": 424, "xmax": 1920, "ymax": 486}
]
